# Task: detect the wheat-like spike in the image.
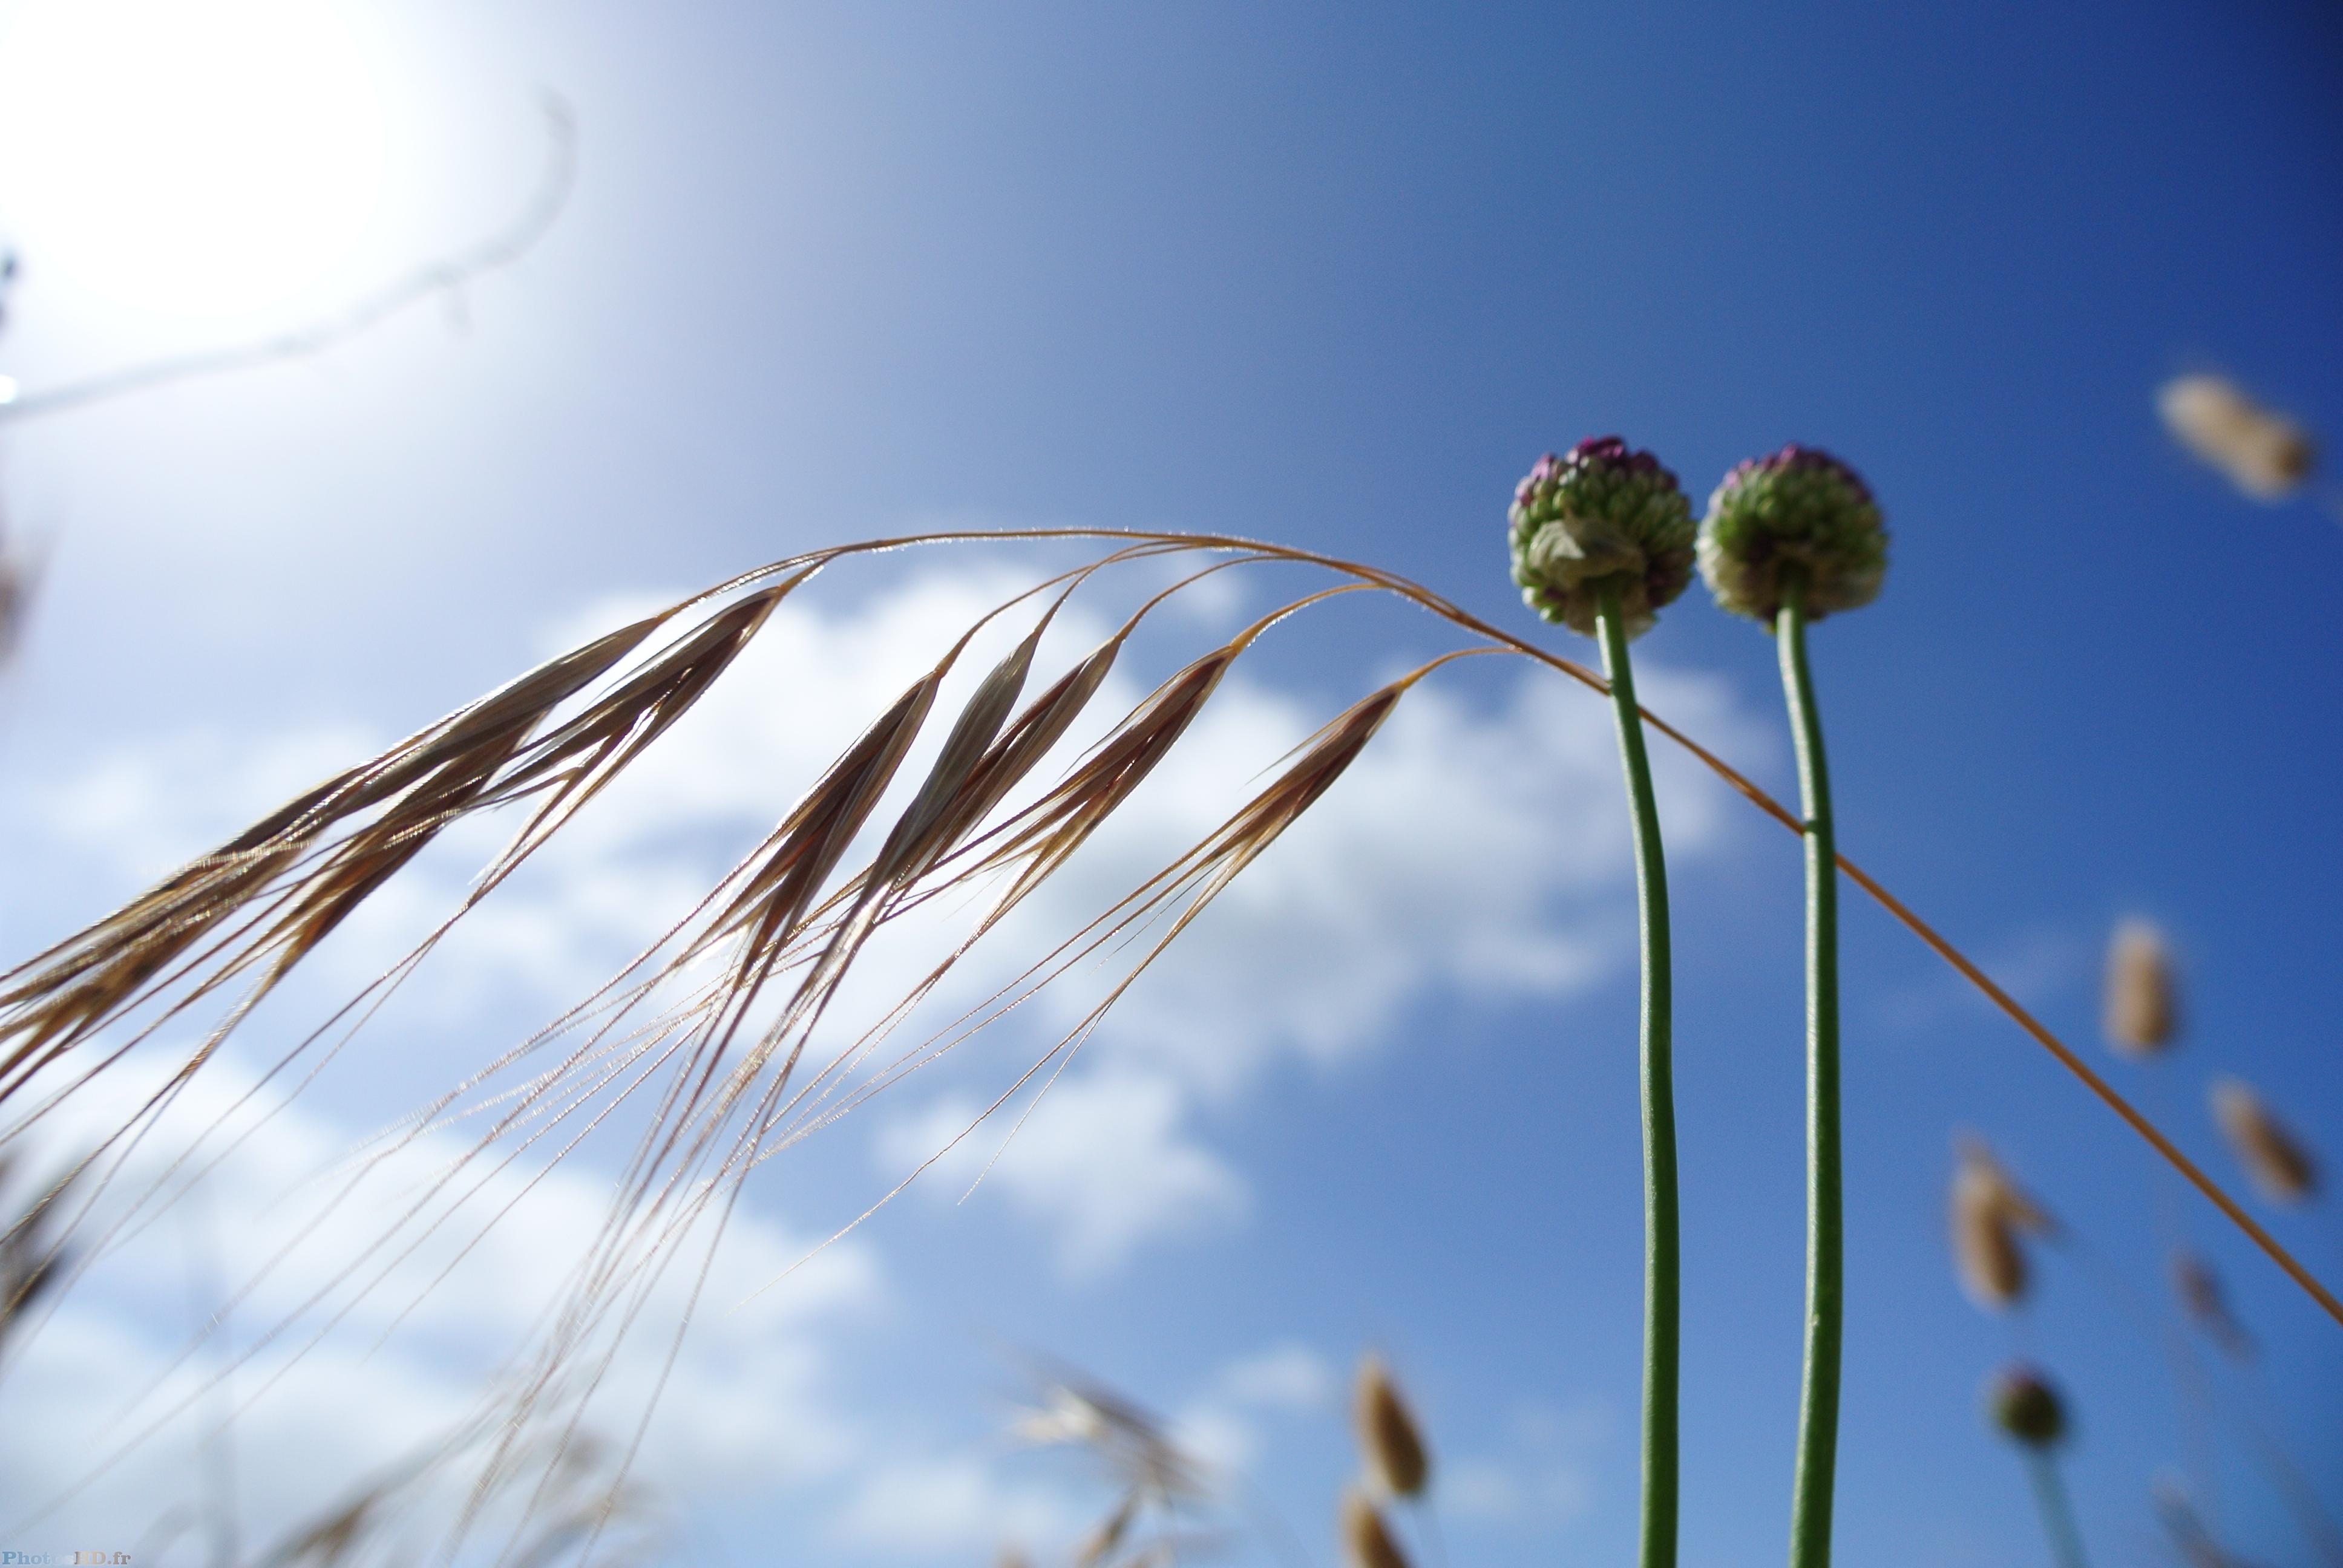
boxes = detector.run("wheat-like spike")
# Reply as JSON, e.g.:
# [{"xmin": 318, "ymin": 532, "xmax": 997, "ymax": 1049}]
[
  {"xmin": 1951, "ymin": 1137, "xmax": 2032, "ymax": 1311},
  {"xmin": 1352, "ymin": 1353, "xmax": 1430, "ymax": 1500},
  {"xmin": 2158, "ymin": 374, "xmax": 2318, "ymax": 500},
  {"xmin": 2211, "ymin": 1077, "xmax": 2320, "ymax": 1204},
  {"xmin": 1340, "ymin": 1488, "xmax": 1411, "ymax": 1568},
  {"xmin": 2103, "ymin": 918, "xmax": 2180, "ymax": 1059}
]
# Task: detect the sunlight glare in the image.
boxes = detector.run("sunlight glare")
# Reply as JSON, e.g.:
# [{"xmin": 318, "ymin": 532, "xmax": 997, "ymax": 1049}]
[{"xmin": 0, "ymin": 0, "xmax": 395, "ymax": 318}]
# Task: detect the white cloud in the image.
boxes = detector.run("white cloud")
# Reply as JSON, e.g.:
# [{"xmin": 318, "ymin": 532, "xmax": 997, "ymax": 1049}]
[
  {"xmin": 830, "ymin": 1452, "xmax": 1087, "ymax": 1561},
  {"xmin": 0, "ymin": 1056, "xmax": 885, "ymax": 1552},
  {"xmin": 873, "ymin": 1071, "xmax": 1248, "ymax": 1277},
  {"xmin": 1443, "ymin": 1397, "xmax": 1612, "ymax": 1526}
]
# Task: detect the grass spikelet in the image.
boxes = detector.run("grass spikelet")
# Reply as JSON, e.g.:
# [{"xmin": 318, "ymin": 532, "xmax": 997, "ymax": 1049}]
[
  {"xmin": 2158, "ymin": 374, "xmax": 2318, "ymax": 500},
  {"xmin": 1073, "ymin": 1491, "xmax": 1139, "ymax": 1568},
  {"xmin": 2102, "ymin": 920, "xmax": 2180, "ymax": 1059},
  {"xmin": 2211, "ymin": 1077, "xmax": 2320, "ymax": 1204},
  {"xmin": 1340, "ymin": 1488, "xmax": 1410, "ymax": 1568},
  {"xmin": 1352, "ymin": 1353, "xmax": 1430, "ymax": 1500},
  {"xmin": 1951, "ymin": 1138, "xmax": 2036, "ymax": 1310},
  {"xmin": 2169, "ymin": 1249, "xmax": 2255, "ymax": 1361}
]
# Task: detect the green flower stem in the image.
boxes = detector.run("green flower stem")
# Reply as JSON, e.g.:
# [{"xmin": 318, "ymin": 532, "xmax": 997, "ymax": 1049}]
[
  {"xmin": 1594, "ymin": 577, "xmax": 1680, "ymax": 1568},
  {"xmin": 2025, "ymin": 1452, "xmax": 2091, "ymax": 1568},
  {"xmin": 1779, "ymin": 575, "xmax": 1843, "ymax": 1568}
]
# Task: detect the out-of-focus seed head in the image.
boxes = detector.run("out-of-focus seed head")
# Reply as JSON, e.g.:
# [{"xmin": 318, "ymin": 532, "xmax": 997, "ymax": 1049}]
[
  {"xmin": 2158, "ymin": 375, "xmax": 2318, "ymax": 500},
  {"xmin": 2169, "ymin": 1249, "xmax": 2256, "ymax": 1361},
  {"xmin": 1951, "ymin": 1148, "xmax": 2031, "ymax": 1312},
  {"xmin": 1507, "ymin": 437, "xmax": 1696, "ymax": 640},
  {"xmin": 1697, "ymin": 445, "xmax": 1887, "ymax": 626},
  {"xmin": 2210, "ymin": 1077, "xmax": 2320, "ymax": 1204},
  {"xmin": 1352, "ymin": 1353, "xmax": 1430, "ymax": 1499},
  {"xmin": 1340, "ymin": 1488, "xmax": 1411, "ymax": 1568},
  {"xmin": 1985, "ymin": 1364, "xmax": 2068, "ymax": 1449},
  {"xmin": 2103, "ymin": 920, "xmax": 2180, "ymax": 1059}
]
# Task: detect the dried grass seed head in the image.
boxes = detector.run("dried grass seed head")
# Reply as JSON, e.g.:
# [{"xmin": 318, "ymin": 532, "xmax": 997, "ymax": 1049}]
[
  {"xmin": 2158, "ymin": 374, "xmax": 2317, "ymax": 500},
  {"xmin": 2103, "ymin": 918, "xmax": 2180, "ymax": 1058},
  {"xmin": 1697, "ymin": 445, "xmax": 1887, "ymax": 626},
  {"xmin": 1508, "ymin": 436, "xmax": 1696, "ymax": 639},
  {"xmin": 1352, "ymin": 1352, "xmax": 1430, "ymax": 1498},
  {"xmin": 1951, "ymin": 1141, "xmax": 2031, "ymax": 1311},
  {"xmin": 1340, "ymin": 1488, "xmax": 1411, "ymax": 1568},
  {"xmin": 2211, "ymin": 1076, "xmax": 2319, "ymax": 1204}
]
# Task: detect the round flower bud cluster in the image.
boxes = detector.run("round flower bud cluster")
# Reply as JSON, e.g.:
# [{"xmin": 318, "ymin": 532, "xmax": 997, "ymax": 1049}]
[
  {"xmin": 1697, "ymin": 445, "xmax": 1887, "ymax": 626},
  {"xmin": 1984, "ymin": 1365, "xmax": 2067, "ymax": 1450},
  {"xmin": 1508, "ymin": 436, "xmax": 1696, "ymax": 639}
]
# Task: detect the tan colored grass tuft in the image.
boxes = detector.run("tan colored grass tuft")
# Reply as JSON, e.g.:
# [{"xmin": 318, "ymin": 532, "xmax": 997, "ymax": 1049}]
[
  {"xmin": 1352, "ymin": 1353, "xmax": 1430, "ymax": 1499},
  {"xmin": 2103, "ymin": 919, "xmax": 2180, "ymax": 1059},
  {"xmin": 1950, "ymin": 1135, "xmax": 2043, "ymax": 1311},
  {"xmin": 1340, "ymin": 1488, "xmax": 1411, "ymax": 1568},
  {"xmin": 2212, "ymin": 1077, "xmax": 2320, "ymax": 1204},
  {"xmin": 2159, "ymin": 374, "xmax": 2318, "ymax": 500}
]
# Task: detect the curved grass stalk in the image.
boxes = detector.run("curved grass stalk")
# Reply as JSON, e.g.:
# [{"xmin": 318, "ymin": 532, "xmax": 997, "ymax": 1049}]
[
  {"xmin": 1777, "ymin": 578, "xmax": 1841, "ymax": 1568},
  {"xmin": 1594, "ymin": 578, "xmax": 1679, "ymax": 1568}
]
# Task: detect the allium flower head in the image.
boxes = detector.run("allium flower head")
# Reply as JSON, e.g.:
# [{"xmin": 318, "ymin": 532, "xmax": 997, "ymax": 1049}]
[
  {"xmin": 1984, "ymin": 1364, "xmax": 2068, "ymax": 1450},
  {"xmin": 1698, "ymin": 445, "xmax": 1888, "ymax": 626},
  {"xmin": 1507, "ymin": 436, "xmax": 1696, "ymax": 639}
]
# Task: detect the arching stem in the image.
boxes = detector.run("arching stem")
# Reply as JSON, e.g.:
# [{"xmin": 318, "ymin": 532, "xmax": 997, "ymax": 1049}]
[
  {"xmin": 1779, "ymin": 575, "xmax": 1843, "ymax": 1568},
  {"xmin": 1594, "ymin": 578, "xmax": 1679, "ymax": 1568}
]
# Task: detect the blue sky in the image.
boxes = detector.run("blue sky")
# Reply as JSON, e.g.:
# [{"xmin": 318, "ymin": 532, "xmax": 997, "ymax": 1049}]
[{"xmin": 0, "ymin": 1, "xmax": 2339, "ymax": 1564}]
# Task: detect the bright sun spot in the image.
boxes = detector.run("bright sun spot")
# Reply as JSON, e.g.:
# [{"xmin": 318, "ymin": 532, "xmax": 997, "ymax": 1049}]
[{"xmin": 0, "ymin": 0, "xmax": 395, "ymax": 319}]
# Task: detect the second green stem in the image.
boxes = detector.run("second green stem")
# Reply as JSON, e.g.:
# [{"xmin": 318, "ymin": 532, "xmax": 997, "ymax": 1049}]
[
  {"xmin": 1594, "ymin": 580, "xmax": 1679, "ymax": 1568},
  {"xmin": 1780, "ymin": 578, "xmax": 1843, "ymax": 1568}
]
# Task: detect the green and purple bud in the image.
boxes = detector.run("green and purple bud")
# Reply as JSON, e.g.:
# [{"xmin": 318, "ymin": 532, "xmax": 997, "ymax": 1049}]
[
  {"xmin": 1984, "ymin": 1364, "xmax": 2068, "ymax": 1451},
  {"xmin": 1697, "ymin": 445, "xmax": 1888, "ymax": 626},
  {"xmin": 1508, "ymin": 437, "xmax": 1697, "ymax": 639}
]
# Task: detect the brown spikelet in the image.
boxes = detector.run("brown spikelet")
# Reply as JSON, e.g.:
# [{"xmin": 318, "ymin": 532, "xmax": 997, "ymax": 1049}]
[
  {"xmin": 2159, "ymin": 374, "xmax": 2318, "ymax": 500},
  {"xmin": 2170, "ymin": 1249, "xmax": 2256, "ymax": 1361},
  {"xmin": 2212, "ymin": 1077, "xmax": 2319, "ymax": 1204},
  {"xmin": 1352, "ymin": 1353, "xmax": 1430, "ymax": 1499},
  {"xmin": 1074, "ymin": 1492, "xmax": 1139, "ymax": 1568},
  {"xmin": 1950, "ymin": 1138, "xmax": 2031, "ymax": 1310},
  {"xmin": 2103, "ymin": 919, "xmax": 2180, "ymax": 1059},
  {"xmin": 1340, "ymin": 1489, "xmax": 1410, "ymax": 1568}
]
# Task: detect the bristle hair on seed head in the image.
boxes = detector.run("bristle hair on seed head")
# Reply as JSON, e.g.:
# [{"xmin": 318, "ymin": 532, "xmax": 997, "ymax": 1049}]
[
  {"xmin": 2210, "ymin": 1077, "xmax": 2320, "ymax": 1204},
  {"xmin": 1951, "ymin": 1142, "xmax": 2031, "ymax": 1311},
  {"xmin": 2158, "ymin": 374, "xmax": 2318, "ymax": 500},
  {"xmin": 1340, "ymin": 1488, "xmax": 1411, "ymax": 1568},
  {"xmin": 2103, "ymin": 919, "xmax": 2180, "ymax": 1058},
  {"xmin": 1352, "ymin": 1353, "xmax": 1430, "ymax": 1498}
]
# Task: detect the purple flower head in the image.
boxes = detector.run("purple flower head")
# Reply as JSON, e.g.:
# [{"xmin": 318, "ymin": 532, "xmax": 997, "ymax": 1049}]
[
  {"xmin": 1506, "ymin": 436, "xmax": 1695, "ymax": 639},
  {"xmin": 1698, "ymin": 443, "xmax": 1887, "ymax": 625}
]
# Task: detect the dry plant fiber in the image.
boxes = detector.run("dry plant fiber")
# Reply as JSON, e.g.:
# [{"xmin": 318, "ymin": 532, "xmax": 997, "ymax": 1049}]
[
  {"xmin": 1952, "ymin": 1141, "xmax": 2031, "ymax": 1310},
  {"xmin": 2103, "ymin": 919, "xmax": 2180, "ymax": 1058},
  {"xmin": 2212, "ymin": 1077, "xmax": 2319, "ymax": 1204},
  {"xmin": 2158, "ymin": 374, "xmax": 2318, "ymax": 498},
  {"xmin": 1341, "ymin": 1488, "xmax": 1411, "ymax": 1568},
  {"xmin": 1352, "ymin": 1353, "xmax": 1430, "ymax": 1498}
]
